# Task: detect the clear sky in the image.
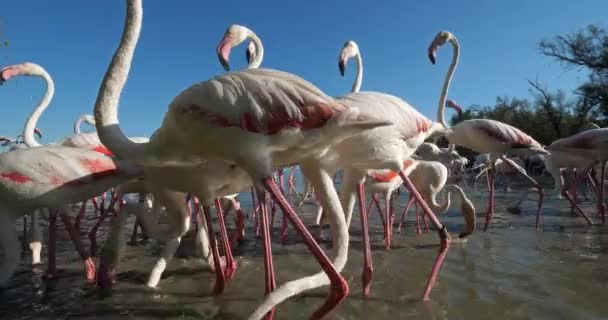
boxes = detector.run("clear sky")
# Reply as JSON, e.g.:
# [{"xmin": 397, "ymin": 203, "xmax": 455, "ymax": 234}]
[{"xmin": 1, "ymin": 0, "xmax": 606, "ymax": 141}]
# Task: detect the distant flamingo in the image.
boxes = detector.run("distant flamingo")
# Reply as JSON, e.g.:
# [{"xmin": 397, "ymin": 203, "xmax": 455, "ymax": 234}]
[
  {"xmin": 546, "ymin": 127, "xmax": 608, "ymax": 223},
  {"xmin": 92, "ymin": 4, "xmax": 389, "ymax": 319}
]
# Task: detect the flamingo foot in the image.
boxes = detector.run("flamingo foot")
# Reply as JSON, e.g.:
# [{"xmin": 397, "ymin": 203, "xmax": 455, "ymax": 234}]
[
  {"xmin": 421, "ymin": 227, "xmax": 451, "ymax": 300},
  {"xmin": 224, "ymin": 257, "xmax": 237, "ymax": 281},
  {"xmin": 97, "ymin": 262, "xmax": 117, "ymax": 293},
  {"xmin": 85, "ymin": 257, "xmax": 96, "ymax": 283},
  {"xmin": 310, "ymin": 281, "xmax": 349, "ymax": 320},
  {"xmin": 362, "ymin": 264, "xmax": 373, "ymax": 297}
]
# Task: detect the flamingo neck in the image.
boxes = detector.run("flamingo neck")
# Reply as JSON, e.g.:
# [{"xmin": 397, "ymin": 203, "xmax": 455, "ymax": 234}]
[
  {"xmin": 74, "ymin": 114, "xmax": 96, "ymax": 134},
  {"xmin": 247, "ymin": 31, "xmax": 264, "ymax": 69},
  {"xmin": 352, "ymin": 53, "xmax": 363, "ymax": 93},
  {"xmin": 23, "ymin": 70, "xmax": 54, "ymax": 148},
  {"xmin": 436, "ymin": 37, "xmax": 460, "ymax": 128},
  {"xmin": 93, "ymin": 0, "xmax": 147, "ymax": 161}
]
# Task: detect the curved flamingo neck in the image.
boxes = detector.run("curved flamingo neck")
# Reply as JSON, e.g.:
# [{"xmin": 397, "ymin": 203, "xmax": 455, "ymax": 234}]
[
  {"xmin": 247, "ymin": 31, "xmax": 264, "ymax": 69},
  {"xmin": 436, "ymin": 37, "xmax": 460, "ymax": 128},
  {"xmin": 93, "ymin": 0, "xmax": 147, "ymax": 161},
  {"xmin": 352, "ymin": 52, "xmax": 363, "ymax": 93},
  {"xmin": 74, "ymin": 114, "xmax": 96, "ymax": 134},
  {"xmin": 23, "ymin": 69, "xmax": 54, "ymax": 148}
]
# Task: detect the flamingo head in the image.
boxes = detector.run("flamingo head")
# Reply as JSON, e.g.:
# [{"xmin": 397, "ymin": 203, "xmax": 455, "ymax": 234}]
[
  {"xmin": 245, "ymin": 41, "xmax": 256, "ymax": 65},
  {"xmin": 217, "ymin": 24, "xmax": 252, "ymax": 71},
  {"xmin": 428, "ymin": 31, "xmax": 454, "ymax": 65},
  {"xmin": 338, "ymin": 40, "xmax": 360, "ymax": 77},
  {"xmin": 446, "ymin": 99, "xmax": 463, "ymax": 117},
  {"xmin": 0, "ymin": 62, "xmax": 46, "ymax": 84},
  {"xmin": 0, "ymin": 137, "xmax": 11, "ymax": 147},
  {"xmin": 34, "ymin": 128, "xmax": 43, "ymax": 139}
]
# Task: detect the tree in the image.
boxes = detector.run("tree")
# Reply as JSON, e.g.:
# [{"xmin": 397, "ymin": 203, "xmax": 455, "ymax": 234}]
[{"xmin": 540, "ymin": 24, "xmax": 608, "ymax": 121}]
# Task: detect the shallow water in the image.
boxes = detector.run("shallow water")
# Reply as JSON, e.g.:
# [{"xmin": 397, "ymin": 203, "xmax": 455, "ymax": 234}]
[{"xmin": 2, "ymin": 176, "xmax": 608, "ymax": 320}]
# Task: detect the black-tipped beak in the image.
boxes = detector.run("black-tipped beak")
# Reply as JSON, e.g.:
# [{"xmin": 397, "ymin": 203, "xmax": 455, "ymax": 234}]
[
  {"xmin": 428, "ymin": 50, "xmax": 436, "ymax": 65},
  {"xmin": 338, "ymin": 60, "xmax": 345, "ymax": 76},
  {"xmin": 246, "ymin": 49, "xmax": 252, "ymax": 65},
  {"xmin": 216, "ymin": 36, "xmax": 233, "ymax": 72}
]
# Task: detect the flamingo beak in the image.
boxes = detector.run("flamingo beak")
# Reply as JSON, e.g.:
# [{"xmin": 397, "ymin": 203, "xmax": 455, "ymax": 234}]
[
  {"xmin": 338, "ymin": 58, "xmax": 346, "ymax": 76},
  {"xmin": 447, "ymin": 100, "xmax": 463, "ymax": 117},
  {"xmin": 428, "ymin": 46, "xmax": 437, "ymax": 65},
  {"xmin": 246, "ymin": 48, "xmax": 252, "ymax": 65},
  {"xmin": 34, "ymin": 128, "xmax": 42, "ymax": 138},
  {"xmin": 217, "ymin": 36, "xmax": 233, "ymax": 72}
]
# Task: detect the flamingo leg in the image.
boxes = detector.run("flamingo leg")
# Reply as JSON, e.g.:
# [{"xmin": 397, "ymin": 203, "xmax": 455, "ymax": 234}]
[
  {"xmin": 91, "ymin": 197, "xmax": 100, "ymax": 217},
  {"xmin": 262, "ymin": 177, "xmax": 348, "ymax": 318},
  {"xmin": 278, "ymin": 169, "xmax": 288, "ymax": 244},
  {"xmin": 201, "ymin": 205, "xmax": 226, "ymax": 294},
  {"xmin": 58, "ymin": 211, "xmax": 96, "ymax": 283},
  {"xmin": 257, "ymin": 191, "xmax": 277, "ymax": 320},
  {"xmin": 74, "ymin": 199, "xmax": 88, "ymax": 233},
  {"xmin": 88, "ymin": 196, "xmax": 119, "ymax": 256},
  {"xmin": 213, "ymin": 198, "xmax": 237, "ymax": 281},
  {"xmin": 599, "ymin": 161, "xmax": 606, "ymax": 224},
  {"xmin": 229, "ymin": 198, "xmax": 246, "ymax": 246},
  {"xmin": 398, "ymin": 195, "xmax": 415, "ymax": 234},
  {"xmin": 562, "ymin": 183, "xmax": 594, "ymax": 225},
  {"xmin": 483, "ymin": 163, "xmax": 497, "ymax": 232},
  {"xmin": 501, "ymin": 157, "xmax": 544, "ymax": 230},
  {"xmin": 415, "ymin": 203, "xmax": 422, "ymax": 235},
  {"xmin": 384, "ymin": 193, "xmax": 392, "ymax": 249},
  {"xmin": 398, "ymin": 171, "xmax": 450, "ymax": 301},
  {"xmin": 371, "ymin": 194, "xmax": 387, "ymax": 236},
  {"xmin": 47, "ymin": 210, "xmax": 57, "ymax": 279},
  {"xmin": 357, "ymin": 182, "xmax": 373, "ymax": 297}
]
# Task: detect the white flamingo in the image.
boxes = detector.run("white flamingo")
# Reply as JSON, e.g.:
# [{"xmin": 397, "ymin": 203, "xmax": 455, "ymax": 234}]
[
  {"xmin": 545, "ymin": 127, "xmax": 608, "ymax": 223},
  {"xmin": 429, "ymin": 32, "xmax": 548, "ymax": 233},
  {"xmin": 92, "ymin": 3, "xmax": 389, "ymax": 319},
  {"xmin": 315, "ymin": 33, "xmax": 463, "ymax": 299},
  {"xmin": 0, "ymin": 62, "xmax": 148, "ymax": 284}
]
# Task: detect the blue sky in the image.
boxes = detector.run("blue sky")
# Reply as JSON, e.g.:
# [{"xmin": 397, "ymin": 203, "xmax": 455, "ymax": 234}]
[{"xmin": 1, "ymin": 0, "xmax": 606, "ymax": 141}]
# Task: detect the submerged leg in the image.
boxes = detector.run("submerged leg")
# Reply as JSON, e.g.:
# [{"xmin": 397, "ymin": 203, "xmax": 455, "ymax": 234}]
[
  {"xmin": 257, "ymin": 190, "xmax": 276, "ymax": 320},
  {"xmin": 202, "ymin": 205, "xmax": 226, "ymax": 294},
  {"xmin": 58, "ymin": 209, "xmax": 95, "ymax": 283},
  {"xmin": 483, "ymin": 164, "xmax": 496, "ymax": 232},
  {"xmin": 213, "ymin": 198, "xmax": 237, "ymax": 280},
  {"xmin": 399, "ymin": 171, "xmax": 450, "ymax": 301}
]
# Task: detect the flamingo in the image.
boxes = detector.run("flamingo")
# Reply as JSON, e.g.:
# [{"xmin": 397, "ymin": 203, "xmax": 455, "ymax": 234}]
[
  {"xmin": 428, "ymin": 32, "xmax": 548, "ymax": 233},
  {"xmin": 307, "ymin": 33, "xmax": 464, "ymax": 298},
  {"xmin": 92, "ymin": 4, "xmax": 391, "ymax": 319},
  {"xmin": 545, "ymin": 127, "xmax": 608, "ymax": 223},
  {"xmin": 0, "ymin": 62, "xmax": 148, "ymax": 284}
]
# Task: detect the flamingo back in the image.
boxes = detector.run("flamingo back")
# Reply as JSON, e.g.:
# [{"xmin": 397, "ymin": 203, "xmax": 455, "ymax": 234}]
[
  {"xmin": 450, "ymin": 119, "xmax": 544, "ymax": 155},
  {"xmin": 548, "ymin": 128, "xmax": 608, "ymax": 160}
]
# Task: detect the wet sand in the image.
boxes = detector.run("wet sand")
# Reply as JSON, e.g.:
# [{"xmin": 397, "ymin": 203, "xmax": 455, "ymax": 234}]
[{"xmin": 2, "ymin": 177, "xmax": 608, "ymax": 320}]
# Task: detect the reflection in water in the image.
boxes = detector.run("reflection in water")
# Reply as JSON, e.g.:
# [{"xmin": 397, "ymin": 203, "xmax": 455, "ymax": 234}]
[{"xmin": 2, "ymin": 175, "xmax": 608, "ymax": 319}]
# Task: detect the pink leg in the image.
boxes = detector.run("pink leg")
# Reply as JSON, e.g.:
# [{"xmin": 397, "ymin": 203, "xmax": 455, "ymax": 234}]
[
  {"xmin": 398, "ymin": 196, "xmax": 415, "ymax": 234},
  {"xmin": 383, "ymin": 193, "xmax": 392, "ymax": 249},
  {"xmin": 562, "ymin": 183, "xmax": 593, "ymax": 225},
  {"xmin": 229, "ymin": 199, "xmax": 246, "ymax": 247},
  {"xmin": 262, "ymin": 177, "xmax": 348, "ymax": 318},
  {"xmin": 398, "ymin": 172, "xmax": 450, "ymax": 301},
  {"xmin": 371, "ymin": 194, "xmax": 387, "ymax": 236},
  {"xmin": 88, "ymin": 196, "xmax": 119, "ymax": 256},
  {"xmin": 423, "ymin": 212, "xmax": 429, "ymax": 233},
  {"xmin": 250, "ymin": 187, "xmax": 258, "ymax": 221},
  {"xmin": 415, "ymin": 204, "xmax": 422, "ymax": 235},
  {"xmin": 288, "ymin": 166, "xmax": 297, "ymax": 195},
  {"xmin": 483, "ymin": 167, "xmax": 496, "ymax": 232},
  {"xmin": 486, "ymin": 169, "xmax": 491, "ymax": 192},
  {"xmin": 201, "ymin": 205, "xmax": 226, "ymax": 294},
  {"xmin": 213, "ymin": 198, "xmax": 237, "ymax": 281},
  {"xmin": 47, "ymin": 210, "xmax": 57, "ymax": 279},
  {"xmin": 357, "ymin": 183, "xmax": 373, "ymax": 297},
  {"xmin": 257, "ymin": 191, "xmax": 276, "ymax": 320},
  {"xmin": 278, "ymin": 169, "xmax": 288, "ymax": 244},
  {"xmin": 58, "ymin": 213, "xmax": 96, "ymax": 283}
]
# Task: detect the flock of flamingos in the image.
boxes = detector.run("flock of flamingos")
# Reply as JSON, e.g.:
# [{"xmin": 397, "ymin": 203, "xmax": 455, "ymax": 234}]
[{"xmin": 1, "ymin": 1, "xmax": 607, "ymax": 319}]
